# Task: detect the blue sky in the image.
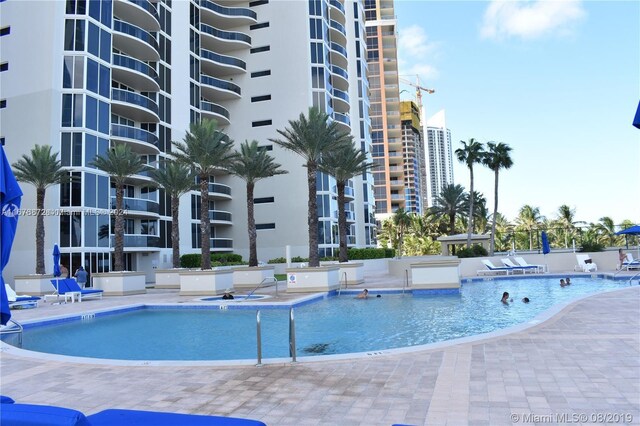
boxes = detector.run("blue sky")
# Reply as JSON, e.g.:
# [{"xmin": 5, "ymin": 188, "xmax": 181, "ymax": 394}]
[{"xmin": 394, "ymin": 0, "xmax": 640, "ymax": 226}]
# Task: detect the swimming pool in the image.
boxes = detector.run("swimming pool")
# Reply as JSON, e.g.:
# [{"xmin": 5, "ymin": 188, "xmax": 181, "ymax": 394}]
[{"xmin": 2, "ymin": 277, "xmax": 627, "ymax": 362}]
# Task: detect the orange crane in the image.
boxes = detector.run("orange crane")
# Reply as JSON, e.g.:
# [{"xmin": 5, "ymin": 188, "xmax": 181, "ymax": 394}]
[{"xmin": 399, "ymin": 75, "xmax": 435, "ymax": 120}]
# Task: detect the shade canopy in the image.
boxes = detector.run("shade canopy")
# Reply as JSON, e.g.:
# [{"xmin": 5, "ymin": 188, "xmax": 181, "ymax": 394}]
[
  {"xmin": 1, "ymin": 144, "xmax": 24, "ymax": 325},
  {"xmin": 616, "ymin": 225, "xmax": 640, "ymax": 235}
]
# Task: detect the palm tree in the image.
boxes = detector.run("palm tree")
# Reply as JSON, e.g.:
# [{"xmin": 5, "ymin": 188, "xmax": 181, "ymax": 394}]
[
  {"xmin": 269, "ymin": 107, "xmax": 351, "ymax": 267},
  {"xmin": 430, "ymin": 183, "xmax": 467, "ymax": 236},
  {"xmin": 393, "ymin": 207, "xmax": 412, "ymax": 258},
  {"xmin": 596, "ymin": 216, "xmax": 617, "ymax": 247},
  {"xmin": 455, "ymin": 138, "xmax": 485, "ymax": 248},
  {"xmin": 554, "ymin": 204, "xmax": 576, "ymax": 248},
  {"xmin": 515, "ymin": 204, "xmax": 544, "ymax": 251},
  {"xmin": 377, "ymin": 218, "xmax": 397, "ymax": 251},
  {"xmin": 229, "ymin": 140, "xmax": 288, "ymax": 267},
  {"xmin": 12, "ymin": 145, "xmax": 68, "ymax": 274},
  {"xmin": 92, "ymin": 144, "xmax": 147, "ymax": 271},
  {"xmin": 319, "ymin": 142, "xmax": 374, "ymax": 262},
  {"xmin": 172, "ymin": 119, "xmax": 236, "ymax": 270},
  {"xmin": 482, "ymin": 142, "xmax": 513, "ymax": 255},
  {"xmin": 149, "ymin": 162, "xmax": 195, "ymax": 268}
]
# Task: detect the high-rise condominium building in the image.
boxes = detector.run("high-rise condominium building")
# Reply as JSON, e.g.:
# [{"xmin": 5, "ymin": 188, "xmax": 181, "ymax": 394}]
[
  {"xmin": 400, "ymin": 101, "xmax": 427, "ymax": 213},
  {"xmin": 425, "ymin": 110, "xmax": 454, "ymax": 207},
  {"xmin": 0, "ymin": 0, "xmax": 375, "ymax": 282}
]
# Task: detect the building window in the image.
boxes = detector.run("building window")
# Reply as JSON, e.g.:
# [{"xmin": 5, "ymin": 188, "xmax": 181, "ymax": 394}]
[
  {"xmin": 251, "ymin": 95, "xmax": 271, "ymax": 103},
  {"xmin": 250, "ymin": 46, "xmax": 270, "ymax": 54},
  {"xmin": 250, "ymin": 70, "xmax": 271, "ymax": 78},
  {"xmin": 0, "ymin": 27, "xmax": 10, "ymax": 37},
  {"xmin": 0, "ymin": 100, "xmax": 6, "ymax": 109},
  {"xmin": 64, "ymin": 19, "xmax": 85, "ymax": 51},
  {"xmin": 254, "ymin": 197, "xmax": 274, "ymax": 204},
  {"xmin": 256, "ymin": 223, "xmax": 275, "ymax": 230},
  {"xmin": 0, "ymin": 62, "xmax": 8, "ymax": 72},
  {"xmin": 250, "ymin": 22, "xmax": 269, "ymax": 30},
  {"xmin": 252, "ymin": 120, "xmax": 272, "ymax": 127},
  {"xmin": 249, "ymin": 0, "xmax": 269, "ymax": 6}
]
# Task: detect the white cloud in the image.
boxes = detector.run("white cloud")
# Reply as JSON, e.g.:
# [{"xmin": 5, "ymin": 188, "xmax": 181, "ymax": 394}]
[
  {"xmin": 480, "ymin": 0, "xmax": 586, "ymax": 40},
  {"xmin": 397, "ymin": 25, "xmax": 440, "ymax": 81}
]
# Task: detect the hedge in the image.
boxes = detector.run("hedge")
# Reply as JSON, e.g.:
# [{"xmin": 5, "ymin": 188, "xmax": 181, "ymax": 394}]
[{"xmin": 180, "ymin": 253, "xmax": 244, "ymax": 268}]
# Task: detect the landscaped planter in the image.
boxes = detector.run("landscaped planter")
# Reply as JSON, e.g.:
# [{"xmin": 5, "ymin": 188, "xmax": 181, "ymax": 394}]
[
  {"xmin": 14, "ymin": 274, "xmax": 57, "ymax": 296},
  {"xmin": 92, "ymin": 271, "xmax": 147, "ymax": 296},
  {"xmin": 154, "ymin": 269, "xmax": 184, "ymax": 289},
  {"xmin": 285, "ymin": 265, "xmax": 340, "ymax": 293},
  {"xmin": 179, "ymin": 268, "xmax": 233, "ymax": 296},
  {"xmin": 233, "ymin": 265, "xmax": 276, "ymax": 290},
  {"xmin": 410, "ymin": 258, "xmax": 461, "ymax": 291}
]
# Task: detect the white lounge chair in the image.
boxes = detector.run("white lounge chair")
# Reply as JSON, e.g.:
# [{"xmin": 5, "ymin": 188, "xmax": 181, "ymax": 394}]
[
  {"xmin": 575, "ymin": 254, "xmax": 597, "ymax": 272},
  {"xmin": 622, "ymin": 253, "xmax": 640, "ymax": 271},
  {"xmin": 513, "ymin": 256, "xmax": 545, "ymax": 273},
  {"xmin": 4, "ymin": 284, "xmax": 40, "ymax": 308},
  {"xmin": 501, "ymin": 258, "xmax": 538, "ymax": 274},
  {"xmin": 478, "ymin": 260, "xmax": 512, "ymax": 276}
]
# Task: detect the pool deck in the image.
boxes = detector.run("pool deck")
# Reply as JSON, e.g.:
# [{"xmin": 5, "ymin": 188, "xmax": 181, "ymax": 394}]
[{"xmin": 1, "ymin": 271, "xmax": 639, "ymax": 425}]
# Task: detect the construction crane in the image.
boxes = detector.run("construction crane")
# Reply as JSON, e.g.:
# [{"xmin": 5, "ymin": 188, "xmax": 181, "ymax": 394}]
[{"xmin": 399, "ymin": 75, "xmax": 435, "ymax": 121}]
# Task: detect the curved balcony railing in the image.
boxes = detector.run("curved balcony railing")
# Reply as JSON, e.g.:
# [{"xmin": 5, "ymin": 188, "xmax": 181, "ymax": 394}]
[
  {"xmin": 333, "ymin": 88, "xmax": 349, "ymax": 104},
  {"xmin": 111, "ymin": 234, "xmax": 161, "ymax": 248},
  {"xmin": 201, "ymin": 101, "xmax": 230, "ymax": 121},
  {"xmin": 128, "ymin": 0, "xmax": 160, "ymax": 23},
  {"xmin": 111, "ymin": 88, "xmax": 159, "ymax": 116},
  {"xmin": 113, "ymin": 54, "xmax": 159, "ymax": 83},
  {"xmin": 209, "ymin": 210, "xmax": 232, "ymax": 222},
  {"xmin": 111, "ymin": 196, "xmax": 159, "ymax": 214},
  {"xmin": 200, "ymin": 75, "xmax": 241, "ymax": 96},
  {"xmin": 345, "ymin": 210, "xmax": 356, "ymax": 221},
  {"xmin": 329, "ymin": 19, "xmax": 346, "ymax": 37},
  {"xmin": 210, "ymin": 238, "xmax": 233, "ymax": 249},
  {"xmin": 200, "ymin": 48, "xmax": 246, "ymax": 70},
  {"xmin": 331, "ymin": 65, "xmax": 348, "ymax": 81},
  {"xmin": 200, "ymin": 0, "xmax": 257, "ymax": 20},
  {"xmin": 332, "ymin": 185, "xmax": 355, "ymax": 198},
  {"xmin": 329, "ymin": 0, "xmax": 345, "ymax": 15},
  {"xmin": 113, "ymin": 20, "xmax": 159, "ymax": 52},
  {"xmin": 208, "ymin": 182, "xmax": 232, "ymax": 196},
  {"xmin": 200, "ymin": 23, "xmax": 251, "ymax": 45},
  {"xmin": 333, "ymin": 112, "xmax": 350, "ymax": 126},
  {"xmin": 330, "ymin": 42, "xmax": 348, "ymax": 58},
  {"xmin": 111, "ymin": 124, "xmax": 159, "ymax": 147}
]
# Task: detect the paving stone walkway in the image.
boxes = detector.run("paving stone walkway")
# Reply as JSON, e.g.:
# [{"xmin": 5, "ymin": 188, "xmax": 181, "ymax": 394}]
[{"xmin": 1, "ymin": 284, "xmax": 638, "ymax": 425}]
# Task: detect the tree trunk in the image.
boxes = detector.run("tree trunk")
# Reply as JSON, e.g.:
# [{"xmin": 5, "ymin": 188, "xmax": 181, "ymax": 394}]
[
  {"xmin": 466, "ymin": 167, "xmax": 474, "ymax": 248},
  {"xmin": 337, "ymin": 181, "xmax": 348, "ymax": 263},
  {"xmin": 247, "ymin": 182, "xmax": 258, "ymax": 267},
  {"xmin": 171, "ymin": 195, "xmax": 180, "ymax": 268},
  {"xmin": 490, "ymin": 170, "xmax": 499, "ymax": 256},
  {"xmin": 200, "ymin": 173, "xmax": 211, "ymax": 270},
  {"xmin": 35, "ymin": 187, "xmax": 45, "ymax": 274},
  {"xmin": 114, "ymin": 184, "xmax": 125, "ymax": 271},
  {"xmin": 307, "ymin": 163, "xmax": 319, "ymax": 267}
]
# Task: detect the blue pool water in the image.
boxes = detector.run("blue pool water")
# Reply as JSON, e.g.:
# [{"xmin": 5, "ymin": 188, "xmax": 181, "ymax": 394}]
[{"xmin": 6, "ymin": 277, "xmax": 626, "ymax": 361}]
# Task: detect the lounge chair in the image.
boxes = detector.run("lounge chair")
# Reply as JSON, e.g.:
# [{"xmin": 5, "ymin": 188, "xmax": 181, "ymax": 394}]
[
  {"xmin": 48, "ymin": 279, "xmax": 103, "ymax": 303},
  {"xmin": 0, "ymin": 402, "xmax": 267, "ymax": 426},
  {"xmin": 478, "ymin": 259, "xmax": 512, "ymax": 276},
  {"xmin": 622, "ymin": 253, "xmax": 640, "ymax": 271},
  {"xmin": 513, "ymin": 256, "xmax": 545, "ymax": 273},
  {"xmin": 501, "ymin": 258, "xmax": 538, "ymax": 274},
  {"xmin": 4, "ymin": 284, "xmax": 40, "ymax": 308},
  {"xmin": 575, "ymin": 254, "xmax": 597, "ymax": 272}
]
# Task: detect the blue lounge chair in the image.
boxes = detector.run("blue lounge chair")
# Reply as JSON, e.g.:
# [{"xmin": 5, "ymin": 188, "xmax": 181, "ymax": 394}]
[
  {"xmin": 5, "ymin": 284, "xmax": 40, "ymax": 308},
  {"xmin": 478, "ymin": 259, "xmax": 512, "ymax": 276},
  {"xmin": 49, "ymin": 279, "xmax": 103, "ymax": 303},
  {"xmin": 0, "ymin": 403, "xmax": 266, "ymax": 426}
]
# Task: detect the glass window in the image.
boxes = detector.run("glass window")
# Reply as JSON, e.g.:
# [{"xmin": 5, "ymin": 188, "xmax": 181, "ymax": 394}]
[
  {"xmin": 99, "ymin": 64, "xmax": 110, "ymax": 98},
  {"xmin": 84, "ymin": 172, "xmax": 96, "ymax": 207},
  {"xmin": 85, "ymin": 214, "xmax": 97, "ymax": 247},
  {"xmin": 86, "ymin": 58, "xmax": 98, "ymax": 93},
  {"xmin": 72, "ymin": 133, "xmax": 83, "ymax": 166},
  {"xmin": 101, "ymin": 0, "xmax": 112, "ymax": 26},
  {"xmin": 63, "ymin": 57, "xmax": 73, "ymax": 88},
  {"xmin": 73, "ymin": 94, "xmax": 83, "ymax": 127},
  {"xmin": 100, "ymin": 29, "xmax": 111, "ymax": 62},
  {"xmin": 85, "ymin": 133, "xmax": 97, "ymax": 167},
  {"xmin": 60, "ymin": 215, "xmax": 71, "ymax": 247},
  {"xmin": 61, "ymin": 133, "xmax": 71, "ymax": 166},
  {"xmin": 75, "ymin": 20, "xmax": 85, "ymax": 51},
  {"xmin": 64, "ymin": 20, "xmax": 75, "ymax": 50},
  {"xmin": 89, "ymin": 0, "xmax": 100, "ymax": 21},
  {"xmin": 71, "ymin": 213, "xmax": 82, "ymax": 246},
  {"xmin": 88, "ymin": 22, "xmax": 99, "ymax": 57},
  {"xmin": 86, "ymin": 95, "xmax": 97, "ymax": 130},
  {"xmin": 62, "ymin": 94, "xmax": 73, "ymax": 127},
  {"xmin": 97, "ymin": 175, "xmax": 109, "ymax": 209},
  {"xmin": 98, "ymin": 101, "xmax": 109, "ymax": 134}
]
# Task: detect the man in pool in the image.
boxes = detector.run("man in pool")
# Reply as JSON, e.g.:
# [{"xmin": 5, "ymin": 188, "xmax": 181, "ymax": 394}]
[
  {"xmin": 522, "ymin": 297, "xmax": 530, "ymax": 303},
  {"xmin": 356, "ymin": 289, "xmax": 369, "ymax": 299},
  {"xmin": 222, "ymin": 289, "xmax": 234, "ymax": 300},
  {"xmin": 565, "ymin": 277, "xmax": 571, "ymax": 285},
  {"xmin": 501, "ymin": 292, "xmax": 512, "ymax": 304},
  {"xmin": 560, "ymin": 279, "xmax": 568, "ymax": 287}
]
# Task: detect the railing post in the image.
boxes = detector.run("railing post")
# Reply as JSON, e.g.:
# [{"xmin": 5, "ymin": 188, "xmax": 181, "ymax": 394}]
[
  {"xmin": 256, "ymin": 310, "xmax": 262, "ymax": 366},
  {"xmin": 274, "ymin": 277, "xmax": 278, "ymax": 298},
  {"xmin": 289, "ymin": 307, "xmax": 296, "ymax": 362}
]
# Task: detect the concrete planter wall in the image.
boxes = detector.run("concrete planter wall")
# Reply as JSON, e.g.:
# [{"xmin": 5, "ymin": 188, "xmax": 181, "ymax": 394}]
[
  {"xmin": 179, "ymin": 268, "xmax": 233, "ymax": 296},
  {"xmin": 233, "ymin": 265, "xmax": 276, "ymax": 290},
  {"xmin": 410, "ymin": 258, "xmax": 461, "ymax": 290},
  {"xmin": 92, "ymin": 272, "xmax": 146, "ymax": 296},
  {"xmin": 320, "ymin": 261, "xmax": 365, "ymax": 285},
  {"xmin": 14, "ymin": 274, "xmax": 56, "ymax": 296},
  {"xmin": 285, "ymin": 265, "xmax": 340, "ymax": 293},
  {"xmin": 154, "ymin": 269, "xmax": 184, "ymax": 289}
]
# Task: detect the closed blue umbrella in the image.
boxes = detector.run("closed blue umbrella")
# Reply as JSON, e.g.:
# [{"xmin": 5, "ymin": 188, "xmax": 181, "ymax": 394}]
[
  {"xmin": 53, "ymin": 244, "xmax": 61, "ymax": 296},
  {"xmin": 541, "ymin": 231, "xmax": 551, "ymax": 255},
  {"xmin": 1, "ymin": 144, "xmax": 24, "ymax": 326}
]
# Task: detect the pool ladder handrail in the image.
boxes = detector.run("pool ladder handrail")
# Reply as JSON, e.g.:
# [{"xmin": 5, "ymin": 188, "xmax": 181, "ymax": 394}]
[
  {"xmin": 337, "ymin": 271, "xmax": 348, "ymax": 295},
  {"xmin": 403, "ymin": 269, "xmax": 410, "ymax": 294},
  {"xmin": 245, "ymin": 276, "xmax": 278, "ymax": 300},
  {"xmin": 0, "ymin": 319, "xmax": 23, "ymax": 347},
  {"xmin": 628, "ymin": 271, "xmax": 640, "ymax": 286}
]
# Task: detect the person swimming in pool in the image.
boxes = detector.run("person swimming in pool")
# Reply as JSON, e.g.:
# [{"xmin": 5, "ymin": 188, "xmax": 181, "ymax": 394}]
[
  {"xmin": 501, "ymin": 292, "xmax": 512, "ymax": 304},
  {"xmin": 522, "ymin": 297, "xmax": 530, "ymax": 303},
  {"xmin": 221, "ymin": 289, "xmax": 234, "ymax": 300},
  {"xmin": 356, "ymin": 289, "xmax": 369, "ymax": 299},
  {"xmin": 560, "ymin": 279, "xmax": 568, "ymax": 287}
]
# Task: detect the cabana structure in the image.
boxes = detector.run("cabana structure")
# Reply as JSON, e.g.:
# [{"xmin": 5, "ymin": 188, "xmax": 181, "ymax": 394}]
[{"xmin": 437, "ymin": 234, "xmax": 490, "ymax": 256}]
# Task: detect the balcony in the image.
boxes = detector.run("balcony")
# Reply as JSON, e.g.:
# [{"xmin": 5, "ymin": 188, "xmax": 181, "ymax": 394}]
[
  {"xmin": 111, "ymin": 196, "xmax": 159, "ymax": 216},
  {"xmin": 113, "ymin": 20, "xmax": 159, "ymax": 61},
  {"xmin": 329, "ymin": 42, "xmax": 348, "ymax": 67},
  {"xmin": 112, "ymin": 54, "xmax": 159, "ymax": 92},
  {"xmin": 210, "ymin": 238, "xmax": 233, "ymax": 250},
  {"xmin": 332, "ymin": 88, "xmax": 350, "ymax": 111},
  {"xmin": 328, "ymin": 0, "xmax": 346, "ymax": 23},
  {"xmin": 200, "ymin": 48, "xmax": 246, "ymax": 76},
  {"xmin": 329, "ymin": 19, "xmax": 347, "ymax": 44},
  {"xmin": 111, "ymin": 124, "xmax": 159, "ymax": 154},
  {"xmin": 345, "ymin": 210, "xmax": 356, "ymax": 222},
  {"xmin": 200, "ymin": 23, "xmax": 251, "ymax": 53},
  {"xmin": 113, "ymin": 0, "xmax": 160, "ymax": 31},
  {"xmin": 200, "ymin": 75, "xmax": 241, "ymax": 100},
  {"xmin": 208, "ymin": 182, "xmax": 232, "ymax": 199},
  {"xmin": 331, "ymin": 65, "xmax": 349, "ymax": 91},
  {"xmin": 209, "ymin": 210, "xmax": 232, "ymax": 224},
  {"xmin": 111, "ymin": 234, "xmax": 161, "ymax": 249},
  {"xmin": 111, "ymin": 88, "xmax": 159, "ymax": 123},
  {"xmin": 200, "ymin": 100, "xmax": 231, "ymax": 126},
  {"xmin": 199, "ymin": 0, "xmax": 257, "ymax": 29},
  {"xmin": 332, "ymin": 112, "xmax": 350, "ymax": 128}
]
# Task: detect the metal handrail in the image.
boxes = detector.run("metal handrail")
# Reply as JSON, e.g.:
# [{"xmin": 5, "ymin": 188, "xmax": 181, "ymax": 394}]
[
  {"xmin": 628, "ymin": 272, "xmax": 640, "ymax": 285},
  {"xmin": 289, "ymin": 308, "xmax": 296, "ymax": 362},
  {"xmin": 337, "ymin": 271, "xmax": 347, "ymax": 295},
  {"xmin": 245, "ymin": 276, "xmax": 277, "ymax": 300},
  {"xmin": 256, "ymin": 310, "xmax": 262, "ymax": 366},
  {"xmin": 0, "ymin": 319, "xmax": 23, "ymax": 347},
  {"xmin": 403, "ymin": 269, "xmax": 410, "ymax": 294}
]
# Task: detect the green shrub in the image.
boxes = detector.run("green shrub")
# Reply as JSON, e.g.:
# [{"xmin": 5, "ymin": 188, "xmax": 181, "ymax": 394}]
[
  {"xmin": 456, "ymin": 244, "xmax": 488, "ymax": 258},
  {"xmin": 267, "ymin": 257, "xmax": 287, "ymax": 264},
  {"xmin": 579, "ymin": 242, "xmax": 605, "ymax": 252},
  {"xmin": 180, "ymin": 254, "xmax": 201, "ymax": 268},
  {"xmin": 347, "ymin": 248, "xmax": 394, "ymax": 260},
  {"xmin": 291, "ymin": 256, "xmax": 309, "ymax": 262},
  {"xmin": 180, "ymin": 253, "xmax": 244, "ymax": 268}
]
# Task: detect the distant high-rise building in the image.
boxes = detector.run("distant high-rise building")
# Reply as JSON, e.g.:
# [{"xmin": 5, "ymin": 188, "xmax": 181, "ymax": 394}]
[
  {"xmin": 399, "ymin": 101, "xmax": 427, "ymax": 214},
  {"xmin": 425, "ymin": 110, "xmax": 454, "ymax": 206}
]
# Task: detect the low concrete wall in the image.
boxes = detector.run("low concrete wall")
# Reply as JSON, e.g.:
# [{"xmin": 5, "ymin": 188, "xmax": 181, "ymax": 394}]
[
  {"xmin": 14, "ymin": 275, "xmax": 57, "ymax": 296},
  {"xmin": 93, "ymin": 272, "xmax": 146, "ymax": 296},
  {"xmin": 233, "ymin": 265, "xmax": 276, "ymax": 289},
  {"xmin": 286, "ymin": 265, "xmax": 340, "ymax": 293},
  {"xmin": 179, "ymin": 268, "xmax": 234, "ymax": 296},
  {"xmin": 411, "ymin": 258, "xmax": 461, "ymax": 290}
]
